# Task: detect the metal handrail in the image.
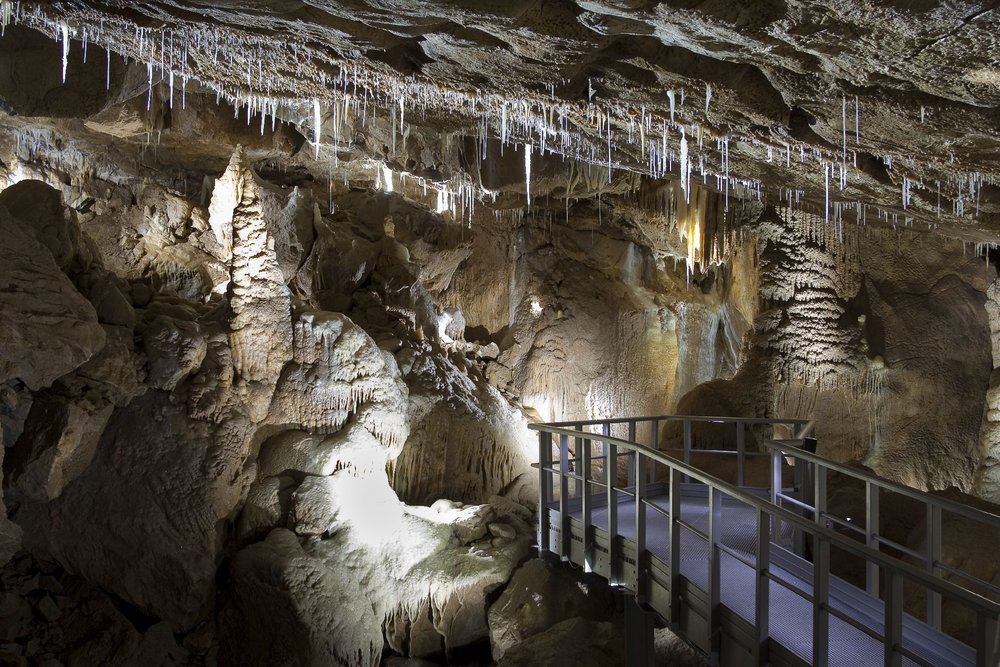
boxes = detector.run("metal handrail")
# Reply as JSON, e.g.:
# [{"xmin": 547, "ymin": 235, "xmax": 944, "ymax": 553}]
[
  {"xmin": 544, "ymin": 414, "xmax": 810, "ymax": 489},
  {"xmin": 762, "ymin": 440, "xmax": 1000, "ymax": 528},
  {"xmin": 533, "ymin": 419, "xmax": 1000, "ymax": 667},
  {"xmin": 762, "ymin": 438, "xmax": 1000, "ymax": 635},
  {"xmin": 534, "ymin": 422, "xmax": 1000, "ymax": 613},
  {"xmin": 543, "ymin": 414, "xmax": 811, "ymax": 428}
]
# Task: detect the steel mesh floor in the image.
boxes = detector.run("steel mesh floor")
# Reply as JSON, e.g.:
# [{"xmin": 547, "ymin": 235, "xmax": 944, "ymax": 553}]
[{"xmin": 565, "ymin": 486, "xmax": 973, "ymax": 667}]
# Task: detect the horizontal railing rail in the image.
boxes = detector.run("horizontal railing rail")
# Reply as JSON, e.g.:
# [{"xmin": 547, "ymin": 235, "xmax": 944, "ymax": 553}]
[
  {"xmin": 762, "ymin": 439, "xmax": 1000, "ymax": 633},
  {"xmin": 540, "ymin": 414, "xmax": 811, "ymax": 488},
  {"xmin": 533, "ymin": 418, "xmax": 1000, "ymax": 667}
]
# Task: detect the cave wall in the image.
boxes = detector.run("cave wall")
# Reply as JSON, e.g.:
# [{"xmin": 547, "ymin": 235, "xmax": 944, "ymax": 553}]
[{"xmin": 680, "ymin": 206, "xmax": 995, "ymax": 494}]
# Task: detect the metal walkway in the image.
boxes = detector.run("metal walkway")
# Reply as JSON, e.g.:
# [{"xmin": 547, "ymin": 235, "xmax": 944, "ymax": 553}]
[{"xmin": 531, "ymin": 416, "xmax": 1000, "ymax": 667}]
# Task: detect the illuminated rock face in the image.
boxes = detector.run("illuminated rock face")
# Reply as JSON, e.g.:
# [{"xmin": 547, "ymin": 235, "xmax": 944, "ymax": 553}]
[{"xmin": 0, "ymin": 3, "xmax": 1000, "ymax": 666}]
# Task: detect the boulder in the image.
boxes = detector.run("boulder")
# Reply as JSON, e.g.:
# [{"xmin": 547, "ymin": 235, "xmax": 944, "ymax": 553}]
[
  {"xmin": 488, "ymin": 558, "xmax": 617, "ymax": 660},
  {"xmin": 14, "ymin": 394, "xmax": 255, "ymax": 630},
  {"xmin": 4, "ymin": 393, "xmax": 113, "ymax": 502},
  {"xmin": 495, "ymin": 618, "xmax": 623, "ymax": 667},
  {"xmin": 0, "ymin": 180, "xmax": 94, "ymax": 275},
  {"xmin": 0, "ymin": 206, "xmax": 104, "ymax": 390},
  {"xmin": 218, "ymin": 529, "xmax": 382, "ymax": 667}
]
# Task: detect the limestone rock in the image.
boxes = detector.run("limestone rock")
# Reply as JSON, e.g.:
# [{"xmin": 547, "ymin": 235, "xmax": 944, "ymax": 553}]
[
  {"xmin": 14, "ymin": 395, "xmax": 255, "ymax": 630},
  {"xmin": 258, "ymin": 422, "xmax": 391, "ymax": 480},
  {"xmin": 67, "ymin": 325, "xmax": 144, "ymax": 406},
  {"xmin": 288, "ymin": 475, "xmax": 337, "ymax": 536},
  {"xmin": 0, "ymin": 206, "xmax": 104, "ymax": 390},
  {"xmin": 488, "ymin": 558, "xmax": 617, "ymax": 660},
  {"xmin": 5, "ymin": 393, "xmax": 113, "ymax": 502},
  {"xmin": 142, "ymin": 315, "xmax": 208, "ymax": 391},
  {"xmin": 391, "ymin": 352, "xmax": 533, "ymax": 505},
  {"xmin": 237, "ymin": 474, "xmax": 295, "ymax": 543},
  {"xmin": 222, "ymin": 151, "xmax": 294, "ymax": 421},
  {"xmin": 75, "ymin": 272, "xmax": 136, "ymax": 328},
  {"xmin": 0, "ymin": 25, "xmax": 135, "ymax": 120},
  {"xmin": 0, "ymin": 381, "xmax": 32, "ymax": 448},
  {"xmin": 0, "ymin": 180, "xmax": 94, "ymax": 275},
  {"xmin": 495, "ymin": 618, "xmax": 623, "ymax": 667},
  {"xmin": 267, "ymin": 310, "xmax": 409, "ymax": 451},
  {"xmin": 218, "ymin": 528, "xmax": 382, "ymax": 667},
  {"xmin": 450, "ymin": 504, "xmax": 495, "ymax": 544}
]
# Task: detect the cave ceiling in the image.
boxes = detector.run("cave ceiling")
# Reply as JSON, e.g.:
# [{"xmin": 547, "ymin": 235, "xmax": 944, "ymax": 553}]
[{"xmin": 5, "ymin": 0, "xmax": 1000, "ymax": 240}]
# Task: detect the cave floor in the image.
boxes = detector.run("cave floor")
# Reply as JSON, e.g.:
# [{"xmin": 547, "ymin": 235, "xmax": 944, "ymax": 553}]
[{"xmin": 553, "ymin": 488, "xmax": 973, "ymax": 666}]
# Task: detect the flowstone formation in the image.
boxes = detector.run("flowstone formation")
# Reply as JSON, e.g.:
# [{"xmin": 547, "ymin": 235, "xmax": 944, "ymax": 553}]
[{"xmin": 1, "ymin": 3, "xmax": 1000, "ymax": 667}]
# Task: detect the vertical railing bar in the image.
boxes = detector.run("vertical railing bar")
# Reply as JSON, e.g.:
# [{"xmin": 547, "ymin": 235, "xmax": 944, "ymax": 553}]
[
  {"xmin": 815, "ymin": 464, "xmax": 828, "ymax": 527},
  {"xmin": 574, "ymin": 424, "xmax": 584, "ymax": 501},
  {"xmin": 884, "ymin": 570, "xmax": 903, "ymax": 667},
  {"xmin": 975, "ymin": 612, "xmax": 999, "ymax": 667},
  {"xmin": 754, "ymin": 507, "xmax": 770, "ymax": 666},
  {"xmin": 538, "ymin": 430, "xmax": 552, "ymax": 553},
  {"xmin": 737, "ymin": 422, "xmax": 746, "ymax": 487},
  {"xmin": 708, "ymin": 486, "xmax": 722, "ymax": 660},
  {"xmin": 559, "ymin": 432, "xmax": 570, "ymax": 559},
  {"xmin": 607, "ymin": 438, "xmax": 620, "ymax": 585},
  {"xmin": 813, "ymin": 534, "xmax": 830, "ymax": 667},
  {"xmin": 582, "ymin": 435, "xmax": 592, "ymax": 573},
  {"xmin": 793, "ymin": 452, "xmax": 808, "ymax": 557},
  {"xmin": 628, "ymin": 420, "xmax": 637, "ymax": 487},
  {"xmin": 682, "ymin": 418, "xmax": 692, "ymax": 484},
  {"xmin": 669, "ymin": 466, "xmax": 682, "ymax": 625},
  {"xmin": 926, "ymin": 503, "xmax": 942, "ymax": 629},
  {"xmin": 771, "ymin": 448, "xmax": 782, "ymax": 544},
  {"xmin": 867, "ymin": 482, "xmax": 880, "ymax": 596},
  {"xmin": 650, "ymin": 419, "xmax": 659, "ymax": 486},
  {"xmin": 635, "ymin": 453, "xmax": 647, "ymax": 601}
]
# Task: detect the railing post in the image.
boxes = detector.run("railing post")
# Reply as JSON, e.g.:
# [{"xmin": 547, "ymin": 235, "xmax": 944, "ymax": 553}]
[
  {"xmin": 793, "ymin": 452, "xmax": 808, "ymax": 557},
  {"xmin": 635, "ymin": 453, "xmax": 647, "ymax": 601},
  {"xmin": 537, "ymin": 430, "xmax": 552, "ymax": 553},
  {"xmin": 814, "ymin": 464, "xmax": 827, "ymax": 527},
  {"xmin": 607, "ymin": 439, "xmax": 620, "ymax": 585},
  {"xmin": 682, "ymin": 417, "xmax": 692, "ymax": 466},
  {"xmin": 627, "ymin": 420, "xmax": 637, "ymax": 487},
  {"xmin": 559, "ymin": 433, "xmax": 570, "ymax": 559},
  {"xmin": 582, "ymin": 435, "xmax": 592, "ymax": 573},
  {"xmin": 650, "ymin": 419, "xmax": 659, "ymax": 484},
  {"xmin": 598, "ymin": 422, "xmax": 608, "ymax": 486},
  {"xmin": 884, "ymin": 570, "xmax": 903, "ymax": 667},
  {"xmin": 813, "ymin": 534, "xmax": 830, "ymax": 667},
  {"xmin": 866, "ymin": 482, "xmax": 880, "ymax": 596},
  {"xmin": 669, "ymin": 467, "xmax": 682, "ymax": 625},
  {"xmin": 975, "ymin": 612, "xmax": 999, "ymax": 667},
  {"xmin": 624, "ymin": 593, "xmax": 655, "ymax": 667},
  {"xmin": 754, "ymin": 507, "xmax": 770, "ymax": 666},
  {"xmin": 737, "ymin": 421, "xmax": 746, "ymax": 487},
  {"xmin": 926, "ymin": 504, "xmax": 942, "ymax": 629},
  {"xmin": 708, "ymin": 486, "xmax": 722, "ymax": 661},
  {"xmin": 770, "ymin": 447, "xmax": 782, "ymax": 543}
]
